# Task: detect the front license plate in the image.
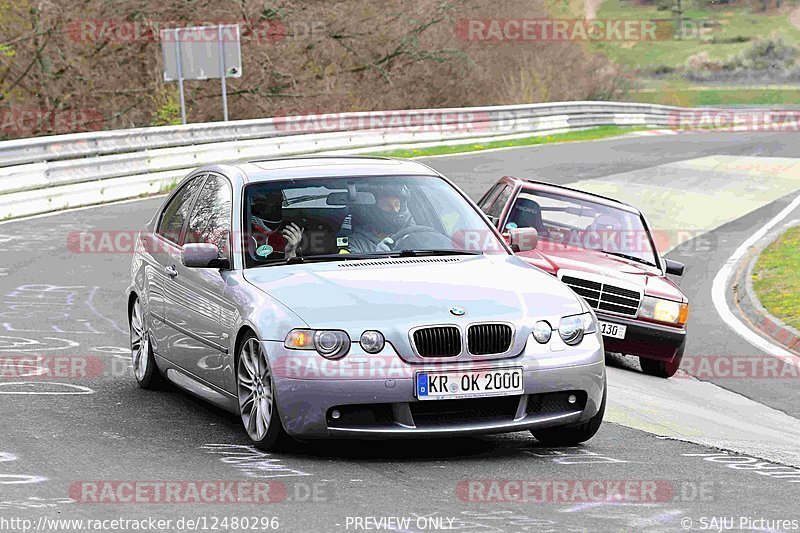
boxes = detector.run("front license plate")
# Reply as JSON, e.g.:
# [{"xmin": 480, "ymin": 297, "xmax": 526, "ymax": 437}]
[
  {"xmin": 415, "ymin": 368, "xmax": 524, "ymax": 401},
  {"xmin": 599, "ymin": 321, "xmax": 626, "ymax": 339}
]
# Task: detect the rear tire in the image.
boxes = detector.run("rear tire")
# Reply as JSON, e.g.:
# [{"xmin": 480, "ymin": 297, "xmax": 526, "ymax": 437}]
[
  {"xmin": 531, "ymin": 385, "xmax": 606, "ymax": 446},
  {"xmin": 129, "ymin": 297, "xmax": 164, "ymax": 390},
  {"xmin": 640, "ymin": 346, "xmax": 684, "ymax": 379},
  {"xmin": 236, "ymin": 332, "xmax": 291, "ymax": 451}
]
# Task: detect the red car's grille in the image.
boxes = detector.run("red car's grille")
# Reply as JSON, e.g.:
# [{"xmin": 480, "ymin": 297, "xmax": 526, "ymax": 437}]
[{"xmin": 561, "ymin": 275, "xmax": 641, "ymax": 316}]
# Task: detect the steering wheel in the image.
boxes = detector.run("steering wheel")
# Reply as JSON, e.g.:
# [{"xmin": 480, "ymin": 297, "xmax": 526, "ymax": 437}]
[{"xmin": 377, "ymin": 225, "xmax": 452, "ymax": 251}]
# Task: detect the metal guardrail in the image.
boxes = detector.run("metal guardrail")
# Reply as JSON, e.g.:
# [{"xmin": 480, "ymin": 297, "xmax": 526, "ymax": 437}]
[{"xmin": 0, "ymin": 101, "xmax": 695, "ymax": 219}]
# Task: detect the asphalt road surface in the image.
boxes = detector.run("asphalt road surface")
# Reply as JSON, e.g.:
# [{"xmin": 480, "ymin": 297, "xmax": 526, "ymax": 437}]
[{"xmin": 2, "ymin": 131, "xmax": 800, "ymax": 533}]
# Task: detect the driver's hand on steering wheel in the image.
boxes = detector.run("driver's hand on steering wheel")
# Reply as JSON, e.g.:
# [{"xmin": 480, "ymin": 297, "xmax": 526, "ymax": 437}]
[{"xmin": 376, "ymin": 236, "xmax": 394, "ymax": 252}]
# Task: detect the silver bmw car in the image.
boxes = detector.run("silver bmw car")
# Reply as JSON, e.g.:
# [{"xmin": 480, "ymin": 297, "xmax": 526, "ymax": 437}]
[{"xmin": 126, "ymin": 156, "xmax": 606, "ymax": 450}]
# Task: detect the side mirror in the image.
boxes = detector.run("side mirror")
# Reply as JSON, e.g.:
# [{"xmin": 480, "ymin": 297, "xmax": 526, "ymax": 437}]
[
  {"xmin": 182, "ymin": 243, "xmax": 226, "ymax": 268},
  {"xmin": 664, "ymin": 258, "xmax": 684, "ymax": 276},
  {"xmin": 508, "ymin": 227, "xmax": 538, "ymax": 252}
]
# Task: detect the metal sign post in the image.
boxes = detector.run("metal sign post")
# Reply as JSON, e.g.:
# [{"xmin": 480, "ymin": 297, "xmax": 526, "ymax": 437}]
[
  {"xmin": 174, "ymin": 28, "xmax": 187, "ymax": 125},
  {"xmin": 218, "ymin": 25, "xmax": 228, "ymax": 122}
]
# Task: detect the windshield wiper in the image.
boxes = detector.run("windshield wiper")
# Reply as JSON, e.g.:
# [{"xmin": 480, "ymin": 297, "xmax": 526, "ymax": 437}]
[
  {"xmin": 253, "ymin": 253, "xmax": 377, "ymax": 267},
  {"xmin": 602, "ymin": 251, "xmax": 655, "ymax": 267},
  {"xmin": 287, "ymin": 253, "xmax": 387, "ymax": 264},
  {"xmin": 253, "ymin": 250, "xmax": 482, "ymax": 268},
  {"xmin": 394, "ymin": 249, "xmax": 483, "ymax": 257}
]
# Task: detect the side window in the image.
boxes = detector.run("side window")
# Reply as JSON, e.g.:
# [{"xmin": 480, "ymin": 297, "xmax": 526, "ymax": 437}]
[
  {"xmin": 157, "ymin": 176, "xmax": 206, "ymax": 243},
  {"xmin": 184, "ymin": 174, "xmax": 232, "ymax": 257},
  {"xmin": 478, "ymin": 184, "xmax": 502, "ymax": 211},
  {"xmin": 484, "ymin": 185, "xmax": 512, "ymax": 223}
]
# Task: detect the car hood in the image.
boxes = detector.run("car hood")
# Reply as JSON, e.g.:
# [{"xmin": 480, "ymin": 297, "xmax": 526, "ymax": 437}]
[
  {"xmin": 518, "ymin": 242, "xmax": 686, "ymax": 302},
  {"xmin": 243, "ymin": 254, "xmax": 584, "ymax": 362}
]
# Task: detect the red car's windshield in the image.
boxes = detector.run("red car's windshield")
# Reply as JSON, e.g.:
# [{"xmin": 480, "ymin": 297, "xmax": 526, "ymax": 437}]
[{"xmin": 506, "ymin": 189, "xmax": 658, "ymax": 267}]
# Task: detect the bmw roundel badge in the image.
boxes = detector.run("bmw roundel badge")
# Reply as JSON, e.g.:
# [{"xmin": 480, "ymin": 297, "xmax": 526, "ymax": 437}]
[{"xmin": 449, "ymin": 307, "xmax": 467, "ymax": 317}]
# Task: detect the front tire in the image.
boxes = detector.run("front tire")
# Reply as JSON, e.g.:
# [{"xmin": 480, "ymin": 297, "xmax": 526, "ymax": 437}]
[
  {"xmin": 531, "ymin": 385, "xmax": 606, "ymax": 446},
  {"xmin": 129, "ymin": 297, "xmax": 163, "ymax": 390},
  {"xmin": 640, "ymin": 346, "xmax": 684, "ymax": 378},
  {"xmin": 236, "ymin": 332, "xmax": 290, "ymax": 450}
]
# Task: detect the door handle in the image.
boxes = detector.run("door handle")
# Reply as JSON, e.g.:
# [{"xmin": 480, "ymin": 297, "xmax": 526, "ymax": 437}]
[{"xmin": 165, "ymin": 265, "xmax": 178, "ymax": 279}]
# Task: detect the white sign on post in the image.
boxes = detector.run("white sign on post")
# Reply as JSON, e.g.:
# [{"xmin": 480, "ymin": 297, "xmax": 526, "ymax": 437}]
[{"xmin": 160, "ymin": 25, "xmax": 242, "ymax": 124}]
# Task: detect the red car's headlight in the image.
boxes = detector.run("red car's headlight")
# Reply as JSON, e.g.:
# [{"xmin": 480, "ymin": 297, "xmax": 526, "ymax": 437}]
[{"xmin": 640, "ymin": 296, "xmax": 688, "ymax": 326}]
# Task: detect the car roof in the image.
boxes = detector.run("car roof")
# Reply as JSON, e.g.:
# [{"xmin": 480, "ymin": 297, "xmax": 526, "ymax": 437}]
[
  {"xmin": 513, "ymin": 178, "xmax": 640, "ymax": 215},
  {"xmin": 234, "ymin": 156, "xmax": 439, "ymax": 182}
]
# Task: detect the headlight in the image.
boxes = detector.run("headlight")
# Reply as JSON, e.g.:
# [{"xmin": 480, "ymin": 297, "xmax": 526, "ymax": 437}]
[
  {"xmin": 532, "ymin": 321, "xmax": 552, "ymax": 344},
  {"xmin": 640, "ymin": 296, "xmax": 688, "ymax": 326},
  {"xmin": 360, "ymin": 330, "xmax": 385, "ymax": 353},
  {"xmin": 558, "ymin": 312, "xmax": 596, "ymax": 346},
  {"xmin": 284, "ymin": 329, "xmax": 350, "ymax": 359}
]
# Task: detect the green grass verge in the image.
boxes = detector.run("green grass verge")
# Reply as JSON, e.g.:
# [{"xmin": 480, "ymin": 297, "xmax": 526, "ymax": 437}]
[
  {"xmin": 368, "ymin": 125, "xmax": 648, "ymax": 158},
  {"xmin": 628, "ymin": 86, "xmax": 800, "ymax": 106},
  {"xmin": 752, "ymin": 225, "xmax": 800, "ymax": 331}
]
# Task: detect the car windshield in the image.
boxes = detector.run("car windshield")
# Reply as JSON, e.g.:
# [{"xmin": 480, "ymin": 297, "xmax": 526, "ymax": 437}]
[
  {"xmin": 506, "ymin": 190, "xmax": 658, "ymax": 267},
  {"xmin": 243, "ymin": 175, "xmax": 508, "ymax": 267}
]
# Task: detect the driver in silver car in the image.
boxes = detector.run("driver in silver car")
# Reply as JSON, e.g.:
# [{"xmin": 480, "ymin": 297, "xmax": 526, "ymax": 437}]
[{"xmin": 347, "ymin": 186, "xmax": 414, "ymax": 254}]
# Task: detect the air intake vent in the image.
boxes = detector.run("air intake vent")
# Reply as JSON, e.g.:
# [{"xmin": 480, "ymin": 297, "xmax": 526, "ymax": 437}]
[
  {"xmin": 467, "ymin": 323, "xmax": 513, "ymax": 355},
  {"xmin": 561, "ymin": 275, "xmax": 641, "ymax": 316},
  {"xmin": 412, "ymin": 326, "xmax": 462, "ymax": 357},
  {"xmin": 338, "ymin": 257, "xmax": 462, "ymax": 268}
]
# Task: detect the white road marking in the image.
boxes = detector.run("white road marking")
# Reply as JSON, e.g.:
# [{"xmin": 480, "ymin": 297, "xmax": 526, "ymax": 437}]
[
  {"xmin": 0, "ymin": 475, "xmax": 48, "ymax": 485},
  {"xmin": 201, "ymin": 444, "xmax": 311, "ymax": 478},
  {"xmin": 0, "ymin": 453, "xmax": 47, "ymax": 485},
  {"xmin": 0, "ymin": 336, "xmax": 79, "ymax": 352},
  {"xmin": 711, "ymin": 193, "xmax": 800, "ymax": 367},
  {"xmin": 0, "ymin": 382, "xmax": 95, "ymax": 395}
]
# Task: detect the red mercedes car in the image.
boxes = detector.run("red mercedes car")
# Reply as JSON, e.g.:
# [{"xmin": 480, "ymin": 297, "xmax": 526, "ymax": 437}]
[{"xmin": 478, "ymin": 177, "xmax": 688, "ymax": 378}]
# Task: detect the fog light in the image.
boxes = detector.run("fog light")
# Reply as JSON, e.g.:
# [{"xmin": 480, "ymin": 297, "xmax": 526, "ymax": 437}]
[
  {"xmin": 360, "ymin": 330, "xmax": 385, "ymax": 354},
  {"xmin": 568, "ymin": 394, "xmax": 577, "ymax": 404},
  {"xmin": 532, "ymin": 321, "xmax": 552, "ymax": 344},
  {"xmin": 331, "ymin": 410, "xmax": 341, "ymax": 420}
]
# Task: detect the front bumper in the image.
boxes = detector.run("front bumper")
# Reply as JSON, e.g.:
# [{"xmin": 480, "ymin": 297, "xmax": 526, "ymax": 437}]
[
  {"xmin": 265, "ymin": 333, "xmax": 605, "ymax": 438},
  {"xmin": 598, "ymin": 313, "xmax": 686, "ymax": 362}
]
